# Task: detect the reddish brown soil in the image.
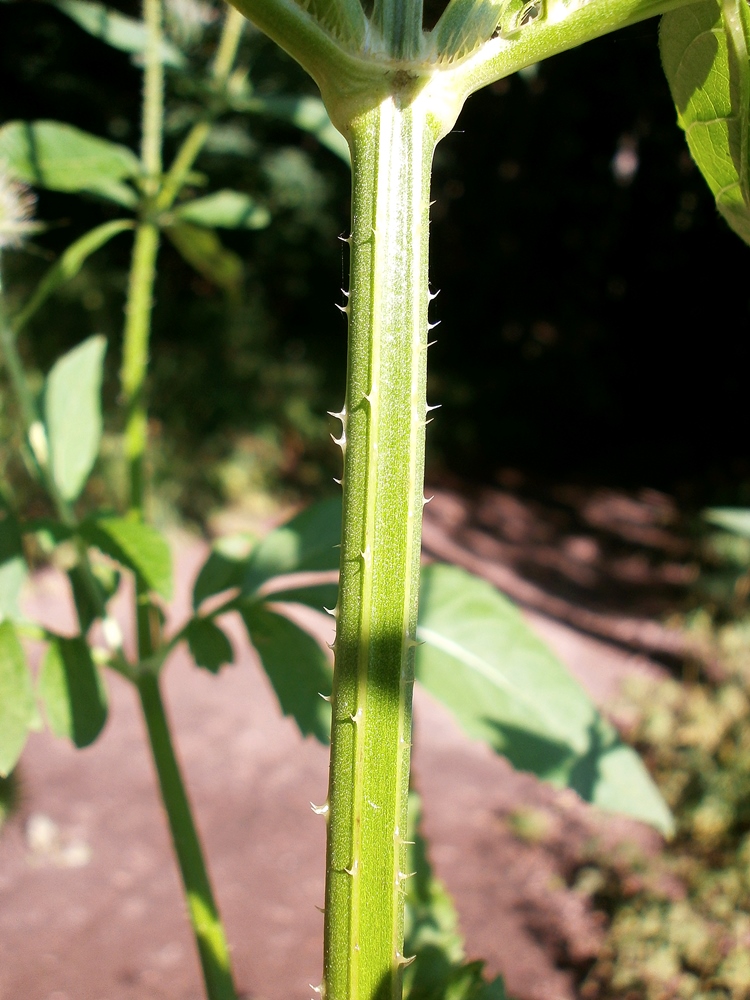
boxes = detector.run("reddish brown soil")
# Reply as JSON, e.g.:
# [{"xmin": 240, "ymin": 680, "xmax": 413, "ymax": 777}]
[{"xmin": 0, "ymin": 477, "xmax": 698, "ymax": 1000}]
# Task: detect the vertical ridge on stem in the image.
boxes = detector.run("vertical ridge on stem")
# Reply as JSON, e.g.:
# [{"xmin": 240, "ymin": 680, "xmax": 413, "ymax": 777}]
[{"xmin": 323, "ymin": 93, "xmax": 436, "ymax": 1000}]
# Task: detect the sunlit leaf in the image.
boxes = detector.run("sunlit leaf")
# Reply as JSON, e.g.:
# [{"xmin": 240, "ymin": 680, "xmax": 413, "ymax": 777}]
[
  {"xmin": 186, "ymin": 617, "xmax": 234, "ymax": 673},
  {"xmin": 80, "ymin": 516, "xmax": 173, "ymax": 599},
  {"xmin": 241, "ymin": 604, "xmax": 331, "ymax": 742},
  {"xmin": 51, "ymin": 0, "xmax": 186, "ymax": 66},
  {"xmin": 416, "ymin": 564, "xmax": 674, "ymax": 834},
  {"xmin": 38, "ymin": 636, "xmax": 108, "ymax": 747},
  {"xmin": 175, "ymin": 190, "xmax": 271, "ymax": 230},
  {"xmin": 12, "ymin": 220, "xmax": 134, "ymax": 336},
  {"xmin": 661, "ymin": 0, "xmax": 750, "ymax": 244},
  {"xmin": 0, "ymin": 120, "xmax": 140, "ymax": 205},
  {"xmin": 267, "ymin": 582, "xmax": 339, "ymax": 613},
  {"xmin": 166, "ymin": 223, "xmax": 244, "ymax": 293},
  {"xmin": 704, "ymin": 506, "xmax": 750, "ymax": 538},
  {"xmin": 0, "ymin": 621, "xmax": 39, "ymax": 776},
  {"xmin": 243, "ymin": 496, "xmax": 342, "ymax": 594},
  {"xmin": 43, "ymin": 335, "xmax": 107, "ymax": 503},
  {"xmin": 193, "ymin": 534, "xmax": 254, "ymax": 610},
  {"xmin": 0, "ymin": 509, "xmax": 27, "ymax": 623}
]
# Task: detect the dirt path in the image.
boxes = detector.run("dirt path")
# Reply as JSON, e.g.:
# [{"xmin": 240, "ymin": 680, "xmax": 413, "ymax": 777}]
[{"xmin": 0, "ymin": 480, "xmax": 693, "ymax": 1000}]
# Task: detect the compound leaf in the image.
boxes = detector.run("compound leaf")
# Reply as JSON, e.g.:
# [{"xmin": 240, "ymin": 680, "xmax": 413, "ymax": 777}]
[
  {"xmin": 241, "ymin": 604, "xmax": 331, "ymax": 742},
  {"xmin": 38, "ymin": 636, "xmax": 107, "ymax": 747},
  {"xmin": 0, "ymin": 621, "xmax": 39, "ymax": 776},
  {"xmin": 242, "ymin": 496, "xmax": 342, "ymax": 595},
  {"xmin": 52, "ymin": 0, "xmax": 186, "ymax": 66},
  {"xmin": 0, "ymin": 509, "xmax": 27, "ymax": 623},
  {"xmin": 0, "ymin": 120, "xmax": 140, "ymax": 205},
  {"xmin": 416, "ymin": 564, "xmax": 673, "ymax": 834},
  {"xmin": 166, "ymin": 224, "xmax": 244, "ymax": 293},
  {"xmin": 175, "ymin": 190, "xmax": 271, "ymax": 230},
  {"xmin": 80, "ymin": 516, "xmax": 173, "ymax": 599},
  {"xmin": 186, "ymin": 617, "xmax": 234, "ymax": 673},
  {"xmin": 661, "ymin": 0, "xmax": 750, "ymax": 244}
]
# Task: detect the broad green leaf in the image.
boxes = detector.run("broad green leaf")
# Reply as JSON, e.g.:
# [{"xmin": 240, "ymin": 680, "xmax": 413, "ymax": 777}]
[
  {"xmin": 0, "ymin": 510, "xmax": 27, "ymax": 623},
  {"xmin": 0, "ymin": 120, "xmax": 139, "ymax": 205},
  {"xmin": 186, "ymin": 618, "xmax": 234, "ymax": 673},
  {"xmin": 0, "ymin": 621, "xmax": 39, "ymax": 776},
  {"xmin": 242, "ymin": 496, "xmax": 342, "ymax": 594},
  {"xmin": 166, "ymin": 224, "xmax": 243, "ymax": 293},
  {"xmin": 660, "ymin": 0, "xmax": 750, "ymax": 244},
  {"xmin": 67, "ymin": 562, "xmax": 119, "ymax": 633},
  {"xmin": 51, "ymin": 0, "xmax": 186, "ymax": 66},
  {"xmin": 246, "ymin": 95, "xmax": 350, "ymax": 164},
  {"xmin": 704, "ymin": 506, "xmax": 750, "ymax": 537},
  {"xmin": 80, "ymin": 516, "xmax": 173, "ymax": 599},
  {"xmin": 241, "ymin": 604, "xmax": 331, "ymax": 742},
  {"xmin": 193, "ymin": 534, "xmax": 255, "ymax": 610},
  {"xmin": 44, "ymin": 335, "xmax": 107, "ymax": 503},
  {"xmin": 268, "ymin": 582, "xmax": 339, "ymax": 613},
  {"xmin": 404, "ymin": 794, "xmax": 507, "ymax": 1000},
  {"xmin": 38, "ymin": 636, "xmax": 107, "ymax": 747},
  {"xmin": 416, "ymin": 564, "xmax": 673, "ymax": 834},
  {"xmin": 175, "ymin": 190, "xmax": 271, "ymax": 230},
  {"xmin": 12, "ymin": 219, "xmax": 134, "ymax": 336}
]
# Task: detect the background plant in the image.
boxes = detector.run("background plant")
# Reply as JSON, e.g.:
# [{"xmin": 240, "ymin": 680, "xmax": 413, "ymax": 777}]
[{"xmin": 1, "ymin": 0, "xmax": 749, "ymax": 998}]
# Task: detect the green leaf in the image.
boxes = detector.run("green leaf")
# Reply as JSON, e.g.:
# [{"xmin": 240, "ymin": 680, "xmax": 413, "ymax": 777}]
[
  {"xmin": 80, "ymin": 516, "xmax": 173, "ymax": 599},
  {"xmin": 51, "ymin": 0, "xmax": 186, "ymax": 66},
  {"xmin": 37, "ymin": 636, "xmax": 107, "ymax": 747},
  {"xmin": 175, "ymin": 190, "xmax": 271, "ymax": 230},
  {"xmin": 12, "ymin": 219, "xmax": 134, "ymax": 336},
  {"xmin": 241, "ymin": 604, "xmax": 331, "ymax": 742},
  {"xmin": 416, "ymin": 564, "xmax": 674, "ymax": 835},
  {"xmin": 43, "ymin": 335, "xmax": 107, "ymax": 503},
  {"xmin": 0, "ymin": 509, "xmax": 27, "ymax": 623},
  {"xmin": 0, "ymin": 120, "xmax": 140, "ymax": 205},
  {"xmin": 193, "ymin": 534, "xmax": 254, "ymax": 610},
  {"xmin": 660, "ymin": 0, "xmax": 750, "ymax": 244},
  {"xmin": 268, "ymin": 582, "xmax": 340, "ymax": 613},
  {"xmin": 242, "ymin": 497, "xmax": 342, "ymax": 594},
  {"xmin": 0, "ymin": 621, "xmax": 39, "ymax": 776},
  {"xmin": 166, "ymin": 224, "xmax": 244, "ymax": 293},
  {"xmin": 704, "ymin": 506, "xmax": 750, "ymax": 538},
  {"xmin": 246, "ymin": 95, "xmax": 350, "ymax": 164},
  {"xmin": 404, "ymin": 794, "xmax": 507, "ymax": 1000},
  {"xmin": 186, "ymin": 618, "xmax": 234, "ymax": 673}
]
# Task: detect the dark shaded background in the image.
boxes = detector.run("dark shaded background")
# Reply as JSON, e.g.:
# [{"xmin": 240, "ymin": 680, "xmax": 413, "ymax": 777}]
[{"xmin": 1, "ymin": 1, "xmax": 748, "ymax": 513}]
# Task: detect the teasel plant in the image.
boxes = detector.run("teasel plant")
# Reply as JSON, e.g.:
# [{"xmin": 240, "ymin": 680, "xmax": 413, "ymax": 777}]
[{"xmin": 216, "ymin": 0, "xmax": 750, "ymax": 999}]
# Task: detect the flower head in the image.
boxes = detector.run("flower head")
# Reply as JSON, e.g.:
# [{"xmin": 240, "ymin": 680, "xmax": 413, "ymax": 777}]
[{"xmin": 0, "ymin": 168, "xmax": 38, "ymax": 251}]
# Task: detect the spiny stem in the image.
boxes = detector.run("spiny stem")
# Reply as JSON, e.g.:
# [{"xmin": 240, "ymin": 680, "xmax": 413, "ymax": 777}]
[{"xmin": 324, "ymin": 95, "xmax": 436, "ymax": 1000}]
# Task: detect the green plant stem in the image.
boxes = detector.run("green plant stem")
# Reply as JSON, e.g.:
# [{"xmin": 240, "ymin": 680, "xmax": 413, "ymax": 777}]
[
  {"xmin": 323, "ymin": 95, "xmax": 437, "ymax": 1000},
  {"xmin": 121, "ymin": 220, "xmax": 160, "ymax": 516},
  {"xmin": 156, "ymin": 6, "xmax": 245, "ymax": 212},
  {"xmin": 137, "ymin": 671, "xmax": 237, "ymax": 1000},
  {"xmin": 142, "ymin": 0, "xmax": 164, "ymax": 196}
]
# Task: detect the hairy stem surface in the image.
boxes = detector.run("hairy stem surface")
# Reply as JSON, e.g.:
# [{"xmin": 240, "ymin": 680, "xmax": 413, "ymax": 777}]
[{"xmin": 324, "ymin": 94, "xmax": 438, "ymax": 1000}]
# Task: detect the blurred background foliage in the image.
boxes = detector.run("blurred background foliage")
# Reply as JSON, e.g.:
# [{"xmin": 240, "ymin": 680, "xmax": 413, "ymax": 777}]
[{"xmin": 1, "ymin": 0, "xmax": 749, "ymax": 531}]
